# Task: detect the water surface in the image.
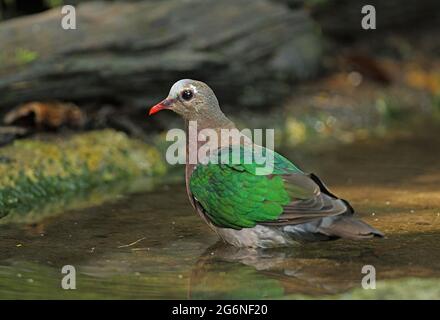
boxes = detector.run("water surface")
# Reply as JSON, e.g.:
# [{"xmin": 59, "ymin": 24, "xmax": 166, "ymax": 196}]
[{"xmin": 0, "ymin": 127, "xmax": 439, "ymax": 299}]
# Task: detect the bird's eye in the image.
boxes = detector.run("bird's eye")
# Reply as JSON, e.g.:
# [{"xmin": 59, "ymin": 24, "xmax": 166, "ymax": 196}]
[{"xmin": 181, "ymin": 89, "xmax": 194, "ymax": 101}]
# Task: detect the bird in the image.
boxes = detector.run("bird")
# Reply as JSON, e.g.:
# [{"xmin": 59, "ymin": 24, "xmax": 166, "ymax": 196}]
[{"xmin": 149, "ymin": 79, "xmax": 384, "ymax": 248}]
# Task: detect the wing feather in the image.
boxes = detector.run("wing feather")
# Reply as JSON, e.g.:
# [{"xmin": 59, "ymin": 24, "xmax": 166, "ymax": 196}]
[{"xmin": 189, "ymin": 146, "xmax": 351, "ymax": 229}]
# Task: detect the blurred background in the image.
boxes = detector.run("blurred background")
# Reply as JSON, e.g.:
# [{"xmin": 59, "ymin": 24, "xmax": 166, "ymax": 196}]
[
  {"xmin": 0, "ymin": 0, "xmax": 439, "ymax": 299},
  {"xmin": 1, "ymin": 0, "xmax": 439, "ymax": 141}
]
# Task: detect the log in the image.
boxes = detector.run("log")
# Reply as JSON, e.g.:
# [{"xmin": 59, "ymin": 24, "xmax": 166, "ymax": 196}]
[{"xmin": 0, "ymin": 0, "xmax": 322, "ymax": 112}]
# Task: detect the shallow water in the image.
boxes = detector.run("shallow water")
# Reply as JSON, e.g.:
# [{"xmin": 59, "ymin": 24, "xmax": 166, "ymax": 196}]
[{"xmin": 0, "ymin": 126, "xmax": 439, "ymax": 299}]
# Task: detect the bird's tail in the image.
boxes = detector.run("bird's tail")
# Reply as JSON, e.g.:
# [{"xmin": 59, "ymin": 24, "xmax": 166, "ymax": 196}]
[
  {"xmin": 317, "ymin": 215, "xmax": 384, "ymax": 240},
  {"xmin": 283, "ymin": 215, "xmax": 384, "ymax": 242}
]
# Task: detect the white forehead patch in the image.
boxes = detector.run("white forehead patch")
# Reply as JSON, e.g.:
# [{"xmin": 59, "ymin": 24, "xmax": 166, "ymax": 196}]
[
  {"xmin": 189, "ymin": 84, "xmax": 198, "ymax": 94},
  {"xmin": 169, "ymin": 79, "xmax": 197, "ymax": 97}
]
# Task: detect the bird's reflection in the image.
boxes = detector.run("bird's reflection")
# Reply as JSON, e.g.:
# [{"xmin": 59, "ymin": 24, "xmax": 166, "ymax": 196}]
[
  {"xmin": 188, "ymin": 242, "xmax": 365, "ymax": 299},
  {"xmin": 188, "ymin": 231, "xmax": 440, "ymax": 299}
]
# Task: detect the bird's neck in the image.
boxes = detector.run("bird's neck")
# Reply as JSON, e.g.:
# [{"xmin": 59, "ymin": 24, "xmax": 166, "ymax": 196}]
[
  {"xmin": 191, "ymin": 110, "xmax": 235, "ymax": 131},
  {"xmin": 184, "ymin": 118, "xmax": 231, "ymax": 160},
  {"xmin": 184, "ymin": 114, "xmax": 236, "ymax": 191}
]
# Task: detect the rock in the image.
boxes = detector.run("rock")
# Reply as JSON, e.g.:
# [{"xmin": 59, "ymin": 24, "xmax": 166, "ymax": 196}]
[
  {"xmin": 0, "ymin": 126, "xmax": 29, "ymax": 146},
  {"xmin": 0, "ymin": 0, "xmax": 322, "ymax": 112},
  {"xmin": 0, "ymin": 130, "xmax": 167, "ymax": 219}
]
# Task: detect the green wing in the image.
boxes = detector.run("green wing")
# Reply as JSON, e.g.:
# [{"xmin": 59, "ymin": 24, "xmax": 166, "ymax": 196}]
[{"xmin": 189, "ymin": 146, "xmax": 318, "ymax": 229}]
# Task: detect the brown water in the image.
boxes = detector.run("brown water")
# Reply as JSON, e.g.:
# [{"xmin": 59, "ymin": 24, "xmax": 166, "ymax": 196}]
[{"xmin": 0, "ymin": 127, "xmax": 439, "ymax": 299}]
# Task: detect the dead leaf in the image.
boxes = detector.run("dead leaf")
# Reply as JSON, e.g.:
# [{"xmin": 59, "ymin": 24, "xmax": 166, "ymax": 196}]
[
  {"xmin": 3, "ymin": 101, "xmax": 86, "ymax": 129},
  {"xmin": 342, "ymin": 52, "xmax": 392, "ymax": 84},
  {"xmin": 405, "ymin": 68, "xmax": 440, "ymax": 94}
]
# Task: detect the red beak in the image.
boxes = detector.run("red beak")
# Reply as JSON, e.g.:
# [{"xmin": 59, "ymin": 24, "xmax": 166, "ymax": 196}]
[{"xmin": 148, "ymin": 98, "xmax": 174, "ymax": 116}]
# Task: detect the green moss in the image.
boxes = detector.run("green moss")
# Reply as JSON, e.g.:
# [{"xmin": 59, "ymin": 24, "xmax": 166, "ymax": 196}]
[
  {"xmin": 375, "ymin": 97, "xmax": 406, "ymax": 122},
  {"xmin": 0, "ymin": 130, "xmax": 166, "ymax": 219},
  {"xmin": 14, "ymin": 48, "xmax": 39, "ymax": 65},
  {"xmin": 44, "ymin": 0, "xmax": 63, "ymax": 8}
]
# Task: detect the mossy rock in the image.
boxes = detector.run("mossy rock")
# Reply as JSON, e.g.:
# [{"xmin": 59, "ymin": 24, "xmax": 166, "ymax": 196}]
[{"xmin": 0, "ymin": 130, "xmax": 166, "ymax": 219}]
